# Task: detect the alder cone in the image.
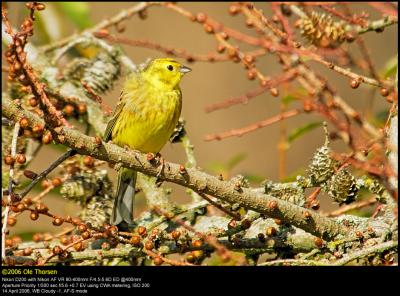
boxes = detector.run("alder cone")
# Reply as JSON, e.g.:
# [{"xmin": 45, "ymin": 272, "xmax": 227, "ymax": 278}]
[
  {"xmin": 327, "ymin": 168, "xmax": 358, "ymax": 205},
  {"xmin": 308, "ymin": 146, "xmax": 336, "ymax": 185},
  {"xmin": 299, "ymin": 12, "xmax": 346, "ymax": 48}
]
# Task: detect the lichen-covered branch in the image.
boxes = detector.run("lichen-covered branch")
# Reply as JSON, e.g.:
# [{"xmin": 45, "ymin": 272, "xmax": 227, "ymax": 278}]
[
  {"xmin": 355, "ymin": 16, "xmax": 398, "ymax": 34},
  {"xmin": 333, "ymin": 240, "xmax": 398, "ymax": 266},
  {"xmin": 3, "ymin": 96, "xmax": 347, "ymax": 241},
  {"xmin": 1, "ymin": 121, "xmax": 19, "ymax": 259}
]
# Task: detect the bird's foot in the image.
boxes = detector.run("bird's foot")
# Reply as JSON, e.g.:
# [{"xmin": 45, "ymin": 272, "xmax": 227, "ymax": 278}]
[
  {"xmin": 146, "ymin": 152, "xmax": 155, "ymax": 162},
  {"xmin": 155, "ymin": 155, "xmax": 165, "ymax": 185}
]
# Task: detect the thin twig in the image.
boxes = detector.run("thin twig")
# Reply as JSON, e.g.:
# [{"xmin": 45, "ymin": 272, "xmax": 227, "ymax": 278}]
[
  {"xmin": 18, "ymin": 150, "xmax": 76, "ymax": 199},
  {"xmin": 326, "ymin": 197, "xmax": 377, "ymax": 217},
  {"xmin": 333, "ymin": 240, "xmax": 398, "ymax": 266},
  {"xmin": 2, "ymin": 4, "xmax": 70, "ymax": 128},
  {"xmin": 41, "ymin": 2, "xmax": 154, "ymax": 52},
  {"xmin": 205, "ymin": 69, "xmax": 298, "ymax": 113},
  {"xmin": 319, "ymin": 4, "xmax": 368, "ymax": 26},
  {"xmin": 41, "ymin": 237, "xmax": 86, "ymax": 265},
  {"xmin": 204, "ymin": 109, "xmax": 302, "ymax": 141},
  {"xmin": 307, "ymin": 187, "xmax": 322, "ymax": 203},
  {"xmin": 331, "ymin": 151, "xmax": 385, "ymax": 177},
  {"xmin": 259, "ymin": 258, "xmax": 324, "ymax": 266},
  {"xmin": 272, "ymin": 3, "xmax": 295, "ymax": 42},
  {"xmin": 7, "ymin": 175, "xmax": 70, "ymax": 220},
  {"xmin": 2, "ymin": 122, "xmax": 20, "ymax": 260},
  {"xmin": 99, "ymin": 34, "xmax": 267, "ymax": 63},
  {"xmin": 142, "ymin": 249, "xmax": 196, "ymax": 266},
  {"xmin": 341, "ymin": 4, "xmax": 380, "ymax": 82},
  {"xmin": 45, "ymin": 226, "xmax": 76, "ymax": 241},
  {"xmin": 205, "ymin": 86, "xmax": 268, "ymax": 113},
  {"xmin": 287, "ymin": 5, "xmax": 395, "ymax": 87},
  {"xmin": 244, "ymin": 4, "xmax": 390, "ymax": 88},
  {"xmin": 198, "ymin": 193, "xmax": 241, "ymax": 220},
  {"xmin": 81, "ymin": 81, "xmax": 113, "ymax": 115},
  {"xmin": 153, "ymin": 206, "xmax": 243, "ymax": 265},
  {"xmin": 367, "ymin": 3, "xmax": 398, "ymax": 18}
]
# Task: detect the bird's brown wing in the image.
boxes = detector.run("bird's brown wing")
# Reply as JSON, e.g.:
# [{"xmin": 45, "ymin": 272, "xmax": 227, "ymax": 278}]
[{"xmin": 103, "ymin": 92, "xmax": 125, "ymax": 142}]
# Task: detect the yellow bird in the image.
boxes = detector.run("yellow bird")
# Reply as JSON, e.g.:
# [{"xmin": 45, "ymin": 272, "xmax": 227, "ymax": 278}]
[{"xmin": 103, "ymin": 58, "xmax": 191, "ymax": 228}]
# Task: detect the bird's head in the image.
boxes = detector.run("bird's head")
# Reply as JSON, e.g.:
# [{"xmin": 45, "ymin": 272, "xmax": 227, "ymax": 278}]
[{"xmin": 141, "ymin": 58, "xmax": 191, "ymax": 90}]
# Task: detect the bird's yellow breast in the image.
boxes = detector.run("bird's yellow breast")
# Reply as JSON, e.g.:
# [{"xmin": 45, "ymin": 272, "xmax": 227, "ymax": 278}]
[{"xmin": 112, "ymin": 88, "xmax": 182, "ymax": 153}]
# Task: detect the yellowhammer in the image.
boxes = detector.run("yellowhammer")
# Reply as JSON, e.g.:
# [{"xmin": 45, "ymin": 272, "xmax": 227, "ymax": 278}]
[{"xmin": 103, "ymin": 58, "xmax": 191, "ymax": 228}]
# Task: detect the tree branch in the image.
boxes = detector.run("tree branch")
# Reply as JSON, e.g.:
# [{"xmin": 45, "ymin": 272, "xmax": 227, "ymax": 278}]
[
  {"xmin": 2, "ymin": 121, "xmax": 19, "ymax": 260},
  {"xmin": 3, "ymin": 96, "xmax": 347, "ymax": 241},
  {"xmin": 204, "ymin": 109, "xmax": 302, "ymax": 141},
  {"xmin": 333, "ymin": 240, "xmax": 398, "ymax": 266},
  {"xmin": 40, "ymin": 2, "xmax": 154, "ymax": 52},
  {"xmin": 18, "ymin": 149, "xmax": 76, "ymax": 199}
]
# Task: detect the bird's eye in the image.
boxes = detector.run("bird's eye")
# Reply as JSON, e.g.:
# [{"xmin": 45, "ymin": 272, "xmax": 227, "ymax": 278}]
[{"xmin": 167, "ymin": 65, "xmax": 174, "ymax": 71}]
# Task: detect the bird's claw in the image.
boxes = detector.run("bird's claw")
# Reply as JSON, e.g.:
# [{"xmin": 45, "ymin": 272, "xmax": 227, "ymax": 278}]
[{"xmin": 155, "ymin": 156, "xmax": 165, "ymax": 184}]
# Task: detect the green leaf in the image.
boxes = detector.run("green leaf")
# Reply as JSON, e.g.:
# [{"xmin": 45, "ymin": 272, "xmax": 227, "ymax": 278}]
[
  {"xmin": 347, "ymin": 209, "xmax": 373, "ymax": 218},
  {"xmin": 55, "ymin": 2, "xmax": 92, "ymax": 30},
  {"xmin": 373, "ymin": 110, "xmax": 389, "ymax": 126},
  {"xmin": 282, "ymin": 168, "xmax": 306, "ymax": 183},
  {"xmin": 227, "ymin": 153, "xmax": 247, "ymax": 170},
  {"xmin": 299, "ymin": 55, "xmax": 312, "ymax": 63},
  {"xmin": 50, "ymin": 143, "xmax": 69, "ymax": 153},
  {"xmin": 382, "ymin": 55, "xmax": 398, "ymax": 78},
  {"xmin": 207, "ymin": 161, "xmax": 227, "ymax": 174},
  {"xmin": 207, "ymin": 153, "xmax": 247, "ymax": 177},
  {"xmin": 281, "ymin": 95, "xmax": 297, "ymax": 106},
  {"xmin": 2, "ymin": 170, "xmax": 10, "ymax": 189},
  {"xmin": 14, "ymin": 232, "xmax": 36, "ymax": 241},
  {"xmin": 287, "ymin": 121, "xmax": 323, "ymax": 144},
  {"xmin": 243, "ymin": 174, "xmax": 265, "ymax": 183}
]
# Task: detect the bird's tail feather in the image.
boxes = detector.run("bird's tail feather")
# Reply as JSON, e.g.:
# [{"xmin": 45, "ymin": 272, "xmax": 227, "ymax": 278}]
[{"xmin": 111, "ymin": 168, "xmax": 137, "ymax": 227}]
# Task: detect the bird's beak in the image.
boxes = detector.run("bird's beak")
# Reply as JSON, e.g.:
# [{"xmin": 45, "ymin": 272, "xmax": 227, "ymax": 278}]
[{"xmin": 179, "ymin": 65, "xmax": 192, "ymax": 74}]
